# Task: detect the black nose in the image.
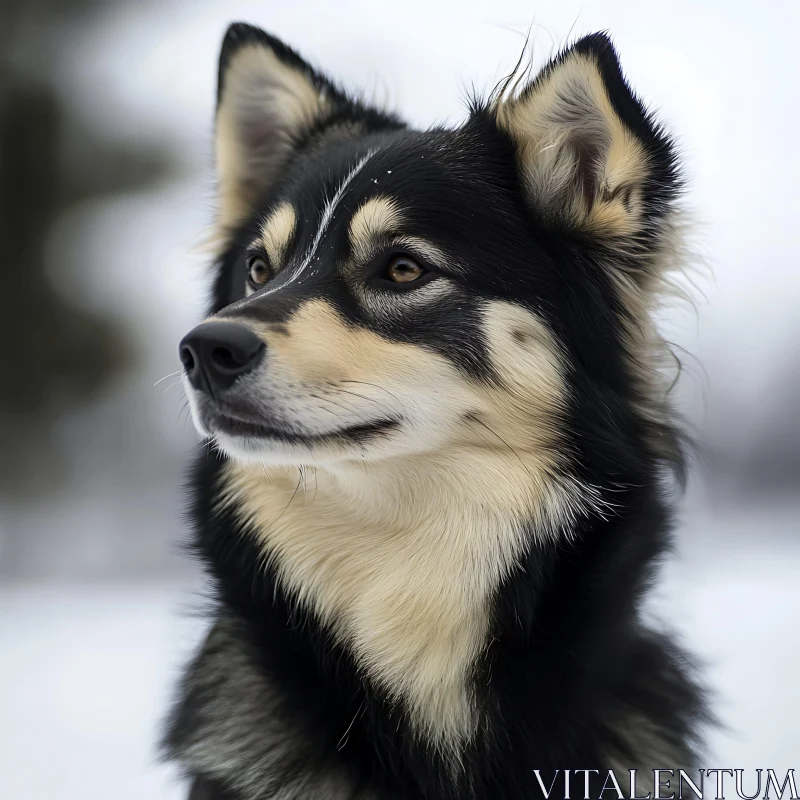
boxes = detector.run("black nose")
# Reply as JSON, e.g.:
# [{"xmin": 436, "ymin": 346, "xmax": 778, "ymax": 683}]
[{"xmin": 179, "ymin": 322, "xmax": 265, "ymax": 394}]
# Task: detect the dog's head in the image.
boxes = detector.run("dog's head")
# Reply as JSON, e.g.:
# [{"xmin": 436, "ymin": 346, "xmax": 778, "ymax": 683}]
[{"xmin": 181, "ymin": 23, "xmax": 684, "ymax": 478}]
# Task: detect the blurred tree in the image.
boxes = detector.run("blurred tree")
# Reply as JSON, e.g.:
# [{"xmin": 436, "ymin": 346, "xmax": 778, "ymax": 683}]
[{"xmin": 0, "ymin": 0, "xmax": 176, "ymax": 495}]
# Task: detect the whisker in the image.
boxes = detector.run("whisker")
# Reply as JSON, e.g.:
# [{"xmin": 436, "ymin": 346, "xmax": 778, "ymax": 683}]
[
  {"xmin": 310, "ymin": 394, "xmax": 353, "ymax": 415},
  {"xmin": 153, "ymin": 369, "xmax": 182, "ymax": 387},
  {"xmin": 467, "ymin": 414, "xmax": 535, "ymax": 483},
  {"xmin": 340, "ymin": 379, "xmax": 402, "ymax": 406},
  {"xmin": 334, "ymin": 389, "xmax": 397, "ymax": 422},
  {"xmin": 178, "ymin": 399, "xmax": 194, "ymax": 428},
  {"xmin": 300, "ymin": 466, "xmax": 309, "ymax": 504},
  {"xmin": 269, "ymin": 470, "xmax": 303, "ymax": 529},
  {"xmin": 337, "ymin": 699, "xmax": 365, "ymax": 751},
  {"xmin": 334, "ymin": 388, "xmax": 388, "ymax": 409},
  {"xmin": 164, "ymin": 379, "xmax": 185, "ymax": 394}
]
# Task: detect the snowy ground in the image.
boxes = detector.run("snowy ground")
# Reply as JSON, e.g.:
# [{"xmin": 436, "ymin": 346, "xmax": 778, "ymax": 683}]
[
  {"xmin": 0, "ymin": 582, "xmax": 202, "ymax": 800},
  {"xmin": 2, "ymin": 496, "xmax": 798, "ymax": 799}
]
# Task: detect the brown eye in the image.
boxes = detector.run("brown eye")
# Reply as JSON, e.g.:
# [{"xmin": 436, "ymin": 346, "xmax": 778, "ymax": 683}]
[
  {"xmin": 246, "ymin": 254, "xmax": 271, "ymax": 286},
  {"xmin": 386, "ymin": 255, "xmax": 425, "ymax": 283}
]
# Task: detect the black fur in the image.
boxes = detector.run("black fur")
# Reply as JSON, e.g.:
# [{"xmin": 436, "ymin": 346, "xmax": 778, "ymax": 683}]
[{"xmin": 164, "ymin": 24, "xmax": 707, "ymax": 800}]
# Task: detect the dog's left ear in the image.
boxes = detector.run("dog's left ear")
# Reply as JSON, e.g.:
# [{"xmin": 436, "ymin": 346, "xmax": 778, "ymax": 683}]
[
  {"xmin": 494, "ymin": 33, "xmax": 679, "ymax": 246},
  {"xmin": 215, "ymin": 23, "xmax": 401, "ymax": 230}
]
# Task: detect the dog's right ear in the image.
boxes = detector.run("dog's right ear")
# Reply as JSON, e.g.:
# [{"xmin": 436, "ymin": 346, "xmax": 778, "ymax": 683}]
[
  {"xmin": 215, "ymin": 23, "xmax": 400, "ymax": 231},
  {"xmin": 215, "ymin": 24, "xmax": 329, "ymax": 229}
]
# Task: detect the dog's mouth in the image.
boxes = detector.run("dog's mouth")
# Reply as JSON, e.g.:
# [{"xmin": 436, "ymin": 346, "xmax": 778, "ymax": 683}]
[{"xmin": 205, "ymin": 408, "xmax": 400, "ymax": 446}]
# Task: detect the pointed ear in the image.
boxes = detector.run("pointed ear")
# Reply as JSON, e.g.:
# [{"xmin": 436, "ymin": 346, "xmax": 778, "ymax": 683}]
[
  {"xmin": 214, "ymin": 24, "xmax": 400, "ymax": 230},
  {"xmin": 493, "ymin": 33, "xmax": 679, "ymax": 243},
  {"xmin": 214, "ymin": 24, "xmax": 329, "ymax": 228}
]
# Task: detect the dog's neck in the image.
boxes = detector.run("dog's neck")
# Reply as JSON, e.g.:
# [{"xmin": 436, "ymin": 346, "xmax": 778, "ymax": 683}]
[{"xmin": 220, "ymin": 443, "xmax": 598, "ymax": 748}]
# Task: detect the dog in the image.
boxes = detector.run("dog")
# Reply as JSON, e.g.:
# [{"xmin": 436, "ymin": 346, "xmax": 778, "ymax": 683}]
[{"xmin": 163, "ymin": 22, "xmax": 707, "ymax": 800}]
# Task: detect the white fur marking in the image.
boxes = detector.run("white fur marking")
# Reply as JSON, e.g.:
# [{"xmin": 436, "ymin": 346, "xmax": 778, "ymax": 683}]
[
  {"xmin": 296, "ymin": 149, "xmax": 377, "ymax": 275},
  {"xmin": 224, "ymin": 149, "xmax": 378, "ymax": 314}
]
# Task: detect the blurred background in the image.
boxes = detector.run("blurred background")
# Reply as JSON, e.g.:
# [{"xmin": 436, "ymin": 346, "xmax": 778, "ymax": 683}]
[{"xmin": 0, "ymin": 1, "xmax": 797, "ymax": 797}]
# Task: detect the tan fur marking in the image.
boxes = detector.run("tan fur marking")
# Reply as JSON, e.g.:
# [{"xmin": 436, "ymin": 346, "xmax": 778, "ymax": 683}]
[
  {"xmin": 390, "ymin": 235, "xmax": 450, "ymax": 272},
  {"xmin": 348, "ymin": 196, "xmax": 403, "ymax": 264},
  {"xmin": 495, "ymin": 52, "xmax": 649, "ymax": 236},
  {"xmin": 259, "ymin": 203, "xmax": 297, "ymax": 267},
  {"xmin": 217, "ymin": 299, "xmax": 583, "ymax": 749}
]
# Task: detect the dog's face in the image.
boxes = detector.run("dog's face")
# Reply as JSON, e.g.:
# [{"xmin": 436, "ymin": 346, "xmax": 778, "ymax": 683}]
[
  {"xmin": 181, "ymin": 24, "xmax": 682, "ymax": 474},
  {"xmin": 184, "ymin": 128, "xmax": 569, "ymax": 467}
]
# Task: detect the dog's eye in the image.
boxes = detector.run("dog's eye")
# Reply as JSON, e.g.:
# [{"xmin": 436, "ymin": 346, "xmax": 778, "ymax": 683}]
[
  {"xmin": 246, "ymin": 254, "xmax": 271, "ymax": 287},
  {"xmin": 385, "ymin": 255, "xmax": 425, "ymax": 283}
]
